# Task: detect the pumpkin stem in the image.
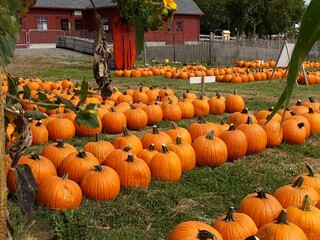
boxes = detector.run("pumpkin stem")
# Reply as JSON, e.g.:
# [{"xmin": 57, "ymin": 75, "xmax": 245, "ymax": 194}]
[
  {"xmin": 126, "ymin": 153, "xmax": 135, "ymax": 162},
  {"xmin": 197, "ymin": 116, "xmax": 207, "ymax": 124},
  {"xmin": 30, "ymin": 153, "xmax": 41, "ymax": 160},
  {"xmin": 175, "ymin": 135, "xmax": 183, "ymax": 145},
  {"xmin": 308, "ymin": 107, "xmax": 314, "ymax": 114},
  {"xmin": 223, "ymin": 207, "xmax": 235, "ymax": 222},
  {"xmin": 309, "ymin": 96, "xmax": 316, "ymax": 103},
  {"xmin": 296, "ymin": 100, "xmax": 302, "ymax": 106},
  {"xmin": 228, "ymin": 123, "xmax": 236, "ymax": 131},
  {"xmin": 35, "ymin": 120, "xmax": 43, "ymax": 127},
  {"xmin": 122, "ymin": 125, "xmax": 131, "ymax": 137},
  {"xmin": 300, "ymin": 194, "xmax": 312, "ymax": 211},
  {"xmin": 55, "ymin": 139, "xmax": 65, "ymax": 148},
  {"xmin": 130, "ymin": 103, "xmax": 136, "ymax": 109},
  {"xmin": 205, "ymin": 130, "xmax": 215, "ymax": 140},
  {"xmin": 122, "ymin": 146, "xmax": 132, "ymax": 152},
  {"xmin": 246, "ymin": 116, "xmax": 253, "ymax": 125},
  {"xmin": 152, "ymin": 125, "xmax": 160, "ymax": 134},
  {"xmin": 268, "ymin": 106, "xmax": 274, "ymax": 111},
  {"xmin": 170, "ymin": 121, "xmax": 179, "ymax": 130},
  {"xmin": 297, "ymin": 122, "xmax": 305, "ymax": 129},
  {"xmin": 95, "ymin": 133, "xmax": 100, "ymax": 142},
  {"xmin": 148, "ymin": 143, "xmax": 155, "ymax": 151},
  {"xmin": 292, "ymin": 176, "xmax": 305, "ymax": 188},
  {"xmin": 61, "ymin": 173, "xmax": 69, "ymax": 180},
  {"xmin": 306, "ymin": 163, "xmax": 316, "ymax": 177},
  {"xmin": 289, "ymin": 110, "xmax": 297, "ymax": 116},
  {"xmin": 77, "ymin": 150, "xmax": 87, "ymax": 159},
  {"xmin": 241, "ymin": 108, "xmax": 249, "ymax": 114},
  {"xmin": 255, "ymin": 189, "xmax": 268, "ymax": 199},
  {"xmin": 197, "ymin": 230, "xmax": 216, "ymax": 240},
  {"xmin": 276, "ymin": 209, "xmax": 289, "ymax": 225},
  {"xmin": 161, "ymin": 144, "xmax": 169, "ymax": 154},
  {"xmin": 110, "ymin": 107, "xmax": 116, "ymax": 112},
  {"xmin": 94, "ymin": 165, "xmax": 104, "ymax": 172}
]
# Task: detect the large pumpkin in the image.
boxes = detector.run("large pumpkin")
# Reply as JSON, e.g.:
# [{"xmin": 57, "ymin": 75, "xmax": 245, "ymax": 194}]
[
  {"xmin": 188, "ymin": 117, "xmax": 221, "ymax": 142},
  {"xmin": 46, "ymin": 117, "xmax": 75, "ymax": 141},
  {"xmin": 36, "ymin": 174, "xmax": 82, "ymax": 210},
  {"xmin": 141, "ymin": 125, "xmax": 173, "ymax": 152},
  {"xmin": 124, "ymin": 104, "xmax": 148, "ymax": 130},
  {"xmin": 101, "ymin": 107, "xmax": 127, "ymax": 134}
]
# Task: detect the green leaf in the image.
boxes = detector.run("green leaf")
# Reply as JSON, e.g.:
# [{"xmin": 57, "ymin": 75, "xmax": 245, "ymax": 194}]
[
  {"xmin": 55, "ymin": 95, "xmax": 77, "ymax": 112},
  {"xmin": 85, "ymin": 103, "xmax": 97, "ymax": 110},
  {"xmin": 23, "ymin": 85, "xmax": 31, "ymax": 100},
  {"xmin": 271, "ymin": 0, "xmax": 320, "ymax": 118},
  {"xmin": 15, "ymin": 164, "xmax": 37, "ymax": 222},
  {"xmin": 6, "ymin": 74, "xmax": 20, "ymax": 105},
  {"xmin": 75, "ymin": 112, "xmax": 100, "ymax": 128},
  {"xmin": 132, "ymin": 15, "xmax": 145, "ymax": 54},
  {"xmin": 74, "ymin": 78, "xmax": 89, "ymax": 107}
]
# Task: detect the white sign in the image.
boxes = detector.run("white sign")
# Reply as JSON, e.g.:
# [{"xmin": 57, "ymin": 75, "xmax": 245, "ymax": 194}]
[
  {"xmin": 276, "ymin": 43, "xmax": 295, "ymax": 68},
  {"xmin": 189, "ymin": 76, "xmax": 216, "ymax": 84}
]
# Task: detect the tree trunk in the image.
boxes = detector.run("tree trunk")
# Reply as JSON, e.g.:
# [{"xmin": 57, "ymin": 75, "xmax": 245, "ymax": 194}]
[{"xmin": 0, "ymin": 84, "xmax": 7, "ymax": 238}]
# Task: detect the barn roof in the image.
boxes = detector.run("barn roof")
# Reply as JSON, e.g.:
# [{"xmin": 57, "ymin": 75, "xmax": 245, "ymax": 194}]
[{"xmin": 33, "ymin": 0, "xmax": 204, "ymax": 15}]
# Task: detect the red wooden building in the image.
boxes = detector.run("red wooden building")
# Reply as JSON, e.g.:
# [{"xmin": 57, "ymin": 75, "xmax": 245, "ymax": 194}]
[{"xmin": 18, "ymin": 0, "xmax": 203, "ymax": 47}]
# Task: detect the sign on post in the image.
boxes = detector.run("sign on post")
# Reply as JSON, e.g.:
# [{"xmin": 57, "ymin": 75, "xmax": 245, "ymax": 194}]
[{"xmin": 189, "ymin": 76, "xmax": 216, "ymax": 98}]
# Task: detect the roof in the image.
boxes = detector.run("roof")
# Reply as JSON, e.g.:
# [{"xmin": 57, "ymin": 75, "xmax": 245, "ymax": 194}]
[{"xmin": 33, "ymin": 0, "xmax": 203, "ymax": 15}]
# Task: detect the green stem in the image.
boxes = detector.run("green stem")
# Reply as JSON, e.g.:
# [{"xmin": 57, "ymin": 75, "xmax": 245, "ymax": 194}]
[
  {"xmin": 126, "ymin": 154, "xmax": 135, "ymax": 162},
  {"xmin": 175, "ymin": 135, "xmax": 182, "ymax": 145},
  {"xmin": 276, "ymin": 209, "xmax": 289, "ymax": 225},
  {"xmin": 94, "ymin": 165, "xmax": 104, "ymax": 172},
  {"xmin": 300, "ymin": 194, "xmax": 311, "ymax": 211},
  {"xmin": 197, "ymin": 230, "xmax": 216, "ymax": 240},
  {"xmin": 152, "ymin": 125, "xmax": 160, "ymax": 134},
  {"xmin": 206, "ymin": 130, "xmax": 215, "ymax": 140},
  {"xmin": 223, "ymin": 207, "xmax": 235, "ymax": 222},
  {"xmin": 161, "ymin": 144, "xmax": 169, "ymax": 154},
  {"xmin": 77, "ymin": 150, "xmax": 87, "ymax": 159},
  {"xmin": 30, "ymin": 153, "xmax": 41, "ymax": 160},
  {"xmin": 122, "ymin": 125, "xmax": 131, "ymax": 137},
  {"xmin": 55, "ymin": 139, "xmax": 65, "ymax": 148},
  {"xmin": 292, "ymin": 176, "xmax": 305, "ymax": 188},
  {"xmin": 306, "ymin": 163, "xmax": 316, "ymax": 177}
]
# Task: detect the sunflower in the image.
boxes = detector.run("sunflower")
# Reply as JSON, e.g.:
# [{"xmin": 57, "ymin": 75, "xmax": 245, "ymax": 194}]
[{"xmin": 163, "ymin": 0, "xmax": 177, "ymax": 11}]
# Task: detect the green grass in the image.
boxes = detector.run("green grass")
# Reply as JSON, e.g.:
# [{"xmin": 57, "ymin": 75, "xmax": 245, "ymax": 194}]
[{"xmin": 6, "ymin": 49, "xmax": 320, "ymax": 240}]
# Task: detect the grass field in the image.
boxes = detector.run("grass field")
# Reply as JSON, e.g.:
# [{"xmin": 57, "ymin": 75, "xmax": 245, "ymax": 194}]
[{"xmin": 6, "ymin": 48, "xmax": 320, "ymax": 240}]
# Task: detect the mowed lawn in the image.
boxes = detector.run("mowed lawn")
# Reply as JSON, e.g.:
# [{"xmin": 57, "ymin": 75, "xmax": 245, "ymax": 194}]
[{"xmin": 6, "ymin": 48, "xmax": 320, "ymax": 240}]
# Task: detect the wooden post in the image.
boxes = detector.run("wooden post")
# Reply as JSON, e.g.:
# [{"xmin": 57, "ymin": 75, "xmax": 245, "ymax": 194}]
[{"xmin": 200, "ymin": 75, "xmax": 205, "ymax": 99}]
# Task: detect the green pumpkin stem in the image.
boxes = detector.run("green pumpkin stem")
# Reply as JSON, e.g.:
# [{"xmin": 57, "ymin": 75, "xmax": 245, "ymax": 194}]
[
  {"xmin": 122, "ymin": 125, "xmax": 131, "ymax": 137},
  {"xmin": 152, "ymin": 125, "xmax": 160, "ymax": 134},
  {"xmin": 197, "ymin": 116, "xmax": 207, "ymax": 124},
  {"xmin": 175, "ymin": 135, "xmax": 183, "ymax": 145},
  {"xmin": 300, "ymin": 194, "xmax": 312, "ymax": 211},
  {"xmin": 161, "ymin": 144, "xmax": 169, "ymax": 154},
  {"xmin": 127, "ymin": 154, "xmax": 135, "ymax": 162},
  {"xmin": 77, "ymin": 150, "xmax": 87, "ymax": 159},
  {"xmin": 292, "ymin": 176, "xmax": 305, "ymax": 188},
  {"xmin": 223, "ymin": 207, "xmax": 235, "ymax": 222},
  {"xmin": 276, "ymin": 209, "xmax": 289, "ymax": 225},
  {"xmin": 306, "ymin": 163, "xmax": 316, "ymax": 177},
  {"xmin": 94, "ymin": 165, "xmax": 104, "ymax": 172},
  {"xmin": 170, "ymin": 121, "xmax": 179, "ymax": 130},
  {"xmin": 95, "ymin": 133, "xmax": 100, "ymax": 142},
  {"xmin": 61, "ymin": 173, "xmax": 69, "ymax": 180},
  {"xmin": 30, "ymin": 153, "xmax": 41, "ymax": 160},
  {"xmin": 55, "ymin": 139, "xmax": 65, "ymax": 148},
  {"xmin": 197, "ymin": 229, "xmax": 216, "ymax": 240},
  {"xmin": 206, "ymin": 130, "xmax": 215, "ymax": 140},
  {"xmin": 122, "ymin": 146, "xmax": 132, "ymax": 152}
]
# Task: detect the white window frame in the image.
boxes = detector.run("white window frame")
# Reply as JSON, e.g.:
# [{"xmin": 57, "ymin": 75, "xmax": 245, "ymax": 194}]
[{"xmin": 37, "ymin": 16, "xmax": 48, "ymax": 30}]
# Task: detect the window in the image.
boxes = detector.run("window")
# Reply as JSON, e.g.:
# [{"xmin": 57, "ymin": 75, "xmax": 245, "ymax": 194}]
[
  {"xmin": 101, "ymin": 17, "xmax": 109, "ymax": 31},
  {"xmin": 75, "ymin": 19, "xmax": 82, "ymax": 30},
  {"xmin": 167, "ymin": 22, "xmax": 173, "ymax": 32},
  {"xmin": 37, "ymin": 17, "xmax": 48, "ymax": 30},
  {"xmin": 176, "ymin": 22, "xmax": 183, "ymax": 32},
  {"xmin": 61, "ymin": 19, "xmax": 69, "ymax": 30}
]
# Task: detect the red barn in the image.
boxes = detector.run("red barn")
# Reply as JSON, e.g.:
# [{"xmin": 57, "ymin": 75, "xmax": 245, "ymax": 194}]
[{"xmin": 18, "ymin": 0, "xmax": 203, "ymax": 47}]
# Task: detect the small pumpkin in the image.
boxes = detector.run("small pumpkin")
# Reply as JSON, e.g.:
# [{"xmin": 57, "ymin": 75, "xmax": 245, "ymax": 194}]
[
  {"xmin": 46, "ymin": 117, "xmax": 75, "ymax": 141},
  {"xmin": 291, "ymin": 163, "xmax": 320, "ymax": 195},
  {"xmin": 188, "ymin": 116, "xmax": 221, "ymax": 142},
  {"xmin": 141, "ymin": 125, "xmax": 173, "ymax": 152},
  {"xmin": 29, "ymin": 120, "xmax": 48, "ymax": 145},
  {"xmin": 101, "ymin": 107, "xmax": 127, "ymax": 134},
  {"xmin": 124, "ymin": 104, "xmax": 148, "ymax": 130},
  {"xmin": 137, "ymin": 143, "xmax": 158, "ymax": 166},
  {"xmin": 166, "ymin": 121, "xmax": 192, "ymax": 144},
  {"xmin": 112, "ymin": 125, "xmax": 143, "ymax": 155},
  {"xmin": 225, "ymin": 90, "xmax": 245, "ymax": 113}
]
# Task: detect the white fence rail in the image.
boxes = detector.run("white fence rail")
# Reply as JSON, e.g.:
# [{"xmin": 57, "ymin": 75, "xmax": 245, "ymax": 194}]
[{"xmin": 16, "ymin": 29, "xmax": 65, "ymax": 48}]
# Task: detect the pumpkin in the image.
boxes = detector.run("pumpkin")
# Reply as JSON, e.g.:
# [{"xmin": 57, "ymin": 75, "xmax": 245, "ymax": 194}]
[
  {"xmin": 286, "ymin": 194, "xmax": 320, "ymax": 240},
  {"xmin": 237, "ymin": 116, "xmax": 267, "ymax": 154},
  {"xmin": 302, "ymin": 107, "xmax": 320, "ymax": 135},
  {"xmin": 46, "ymin": 117, "xmax": 75, "ymax": 141},
  {"xmin": 58, "ymin": 150, "xmax": 100, "ymax": 183},
  {"xmin": 149, "ymin": 144, "xmax": 182, "ymax": 182},
  {"xmin": 168, "ymin": 221, "xmax": 223, "ymax": 240},
  {"xmin": 141, "ymin": 125, "xmax": 173, "ymax": 152},
  {"xmin": 161, "ymin": 98, "xmax": 182, "ymax": 122},
  {"xmin": 258, "ymin": 118, "xmax": 283, "ymax": 148},
  {"xmin": 132, "ymin": 86, "xmax": 148, "ymax": 104},
  {"xmin": 225, "ymin": 90, "xmax": 245, "ymax": 113},
  {"xmin": 192, "ymin": 130, "xmax": 228, "ymax": 167},
  {"xmin": 101, "ymin": 107, "xmax": 127, "ymax": 134},
  {"xmin": 83, "ymin": 134, "xmax": 115, "ymax": 164},
  {"xmin": 302, "ymin": 96, "xmax": 320, "ymax": 111},
  {"xmin": 112, "ymin": 125, "xmax": 143, "ymax": 155},
  {"xmin": 29, "ymin": 120, "xmax": 48, "ymax": 145},
  {"xmin": 41, "ymin": 139, "xmax": 77, "ymax": 169},
  {"xmin": 273, "ymin": 176, "xmax": 320, "ymax": 208},
  {"xmin": 289, "ymin": 100, "xmax": 309, "ymax": 115},
  {"xmin": 213, "ymin": 207, "xmax": 258, "ymax": 240},
  {"xmin": 256, "ymin": 209, "xmax": 308, "ymax": 240},
  {"xmin": 291, "ymin": 163, "xmax": 320, "ymax": 195},
  {"xmin": 188, "ymin": 117, "xmax": 221, "ymax": 142},
  {"xmin": 177, "ymin": 98, "xmax": 195, "ymax": 119},
  {"xmin": 36, "ymin": 174, "xmax": 82, "ymax": 210},
  {"xmin": 227, "ymin": 108, "xmax": 258, "ymax": 127},
  {"xmin": 255, "ymin": 107, "xmax": 282, "ymax": 122},
  {"xmin": 192, "ymin": 95, "xmax": 210, "ymax": 117},
  {"xmin": 102, "ymin": 146, "xmax": 133, "ymax": 169},
  {"xmin": 80, "ymin": 165, "xmax": 120, "ymax": 201},
  {"xmin": 208, "ymin": 93, "xmax": 226, "ymax": 115},
  {"xmin": 18, "ymin": 153, "xmax": 57, "ymax": 186},
  {"xmin": 167, "ymin": 135, "xmax": 196, "ymax": 172},
  {"xmin": 281, "ymin": 119, "xmax": 307, "ymax": 145},
  {"xmin": 124, "ymin": 104, "xmax": 148, "ymax": 130},
  {"xmin": 114, "ymin": 154, "xmax": 151, "ymax": 189},
  {"xmin": 238, "ymin": 189, "xmax": 283, "ymax": 228},
  {"xmin": 166, "ymin": 121, "xmax": 192, "ymax": 145},
  {"xmin": 137, "ymin": 143, "xmax": 158, "ymax": 166},
  {"xmin": 74, "ymin": 115, "xmax": 102, "ymax": 137},
  {"xmin": 219, "ymin": 123, "xmax": 247, "ymax": 161},
  {"xmin": 142, "ymin": 102, "xmax": 163, "ymax": 125}
]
